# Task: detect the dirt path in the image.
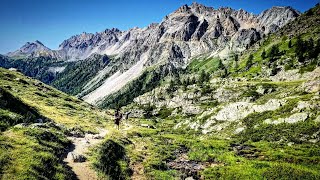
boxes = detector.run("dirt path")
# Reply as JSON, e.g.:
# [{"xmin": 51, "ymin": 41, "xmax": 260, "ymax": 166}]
[
  {"xmin": 131, "ymin": 162, "xmax": 147, "ymax": 180},
  {"xmin": 63, "ymin": 128, "xmax": 108, "ymax": 180}
]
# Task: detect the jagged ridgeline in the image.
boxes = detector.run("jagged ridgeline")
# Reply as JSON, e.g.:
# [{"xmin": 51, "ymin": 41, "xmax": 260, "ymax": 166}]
[
  {"xmin": 0, "ymin": 3, "xmax": 302, "ymax": 107},
  {"xmin": 100, "ymin": 4, "xmax": 320, "ymax": 108}
]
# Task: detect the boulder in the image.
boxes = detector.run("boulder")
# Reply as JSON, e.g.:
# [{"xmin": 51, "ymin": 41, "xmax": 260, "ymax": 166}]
[
  {"xmin": 35, "ymin": 118, "xmax": 44, "ymax": 123},
  {"xmin": 14, "ymin": 123, "xmax": 28, "ymax": 128},
  {"xmin": 140, "ymin": 124, "xmax": 156, "ymax": 129},
  {"xmin": 68, "ymin": 129, "xmax": 85, "ymax": 138},
  {"xmin": 303, "ymin": 80, "xmax": 320, "ymax": 93},
  {"xmin": 67, "ymin": 152, "xmax": 86, "ymax": 162},
  {"xmin": 284, "ymin": 113, "xmax": 308, "ymax": 123},
  {"xmin": 30, "ymin": 123, "xmax": 47, "ymax": 128},
  {"xmin": 264, "ymin": 113, "xmax": 308, "ymax": 124}
]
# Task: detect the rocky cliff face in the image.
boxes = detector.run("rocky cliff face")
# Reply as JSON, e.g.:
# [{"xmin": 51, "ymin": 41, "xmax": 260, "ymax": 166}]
[
  {"xmin": 258, "ymin": 6, "xmax": 300, "ymax": 33},
  {"xmin": 5, "ymin": 3, "xmax": 300, "ymax": 104}
]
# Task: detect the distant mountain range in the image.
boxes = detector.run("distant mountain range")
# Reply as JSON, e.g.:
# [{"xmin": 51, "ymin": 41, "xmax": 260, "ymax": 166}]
[{"xmin": 3, "ymin": 3, "xmax": 300, "ymax": 104}]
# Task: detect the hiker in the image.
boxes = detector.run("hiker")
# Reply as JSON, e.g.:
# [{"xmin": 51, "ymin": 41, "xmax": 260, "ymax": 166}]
[{"xmin": 114, "ymin": 108, "xmax": 122, "ymax": 130}]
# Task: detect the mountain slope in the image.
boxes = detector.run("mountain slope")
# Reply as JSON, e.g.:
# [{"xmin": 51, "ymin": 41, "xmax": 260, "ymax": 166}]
[
  {"xmin": 0, "ymin": 53, "xmax": 113, "ymax": 96},
  {"xmin": 0, "ymin": 67, "xmax": 112, "ymax": 179},
  {"xmin": 90, "ymin": 4, "xmax": 320, "ymax": 179},
  {"xmin": 2, "ymin": 3, "xmax": 299, "ymax": 105}
]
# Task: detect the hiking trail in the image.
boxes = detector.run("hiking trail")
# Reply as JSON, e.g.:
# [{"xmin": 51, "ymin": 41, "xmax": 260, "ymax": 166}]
[{"xmin": 63, "ymin": 128, "xmax": 108, "ymax": 180}]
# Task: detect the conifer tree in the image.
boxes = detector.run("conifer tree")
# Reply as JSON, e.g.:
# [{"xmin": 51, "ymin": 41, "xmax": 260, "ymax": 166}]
[{"xmin": 246, "ymin": 54, "xmax": 253, "ymax": 70}]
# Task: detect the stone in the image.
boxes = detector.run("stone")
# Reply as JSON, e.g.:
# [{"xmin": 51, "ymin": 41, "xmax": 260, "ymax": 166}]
[
  {"xmin": 293, "ymin": 101, "xmax": 312, "ymax": 112},
  {"xmin": 303, "ymin": 80, "xmax": 320, "ymax": 93},
  {"xmin": 256, "ymin": 86, "xmax": 265, "ymax": 94},
  {"xmin": 252, "ymin": 99, "xmax": 286, "ymax": 113},
  {"xmin": 8, "ymin": 68, "xmax": 17, "ymax": 71},
  {"xmin": 14, "ymin": 123, "xmax": 28, "ymax": 128},
  {"xmin": 35, "ymin": 118, "xmax": 44, "ymax": 123},
  {"xmin": 215, "ymin": 102, "xmax": 252, "ymax": 121},
  {"xmin": 92, "ymin": 135, "xmax": 104, "ymax": 139},
  {"xmin": 29, "ymin": 123, "xmax": 47, "ymax": 128},
  {"xmin": 140, "ymin": 124, "xmax": 156, "ymax": 129},
  {"xmin": 68, "ymin": 129, "xmax": 85, "ymax": 138},
  {"xmin": 67, "ymin": 152, "xmax": 86, "ymax": 163},
  {"xmin": 234, "ymin": 127, "xmax": 245, "ymax": 134},
  {"xmin": 284, "ymin": 113, "xmax": 308, "ymax": 123},
  {"xmin": 265, "ymin": 113, "xmax": 308, "ymax": 124},
  {"xmin": 182, "ymin": 105, "xmax": 203, "ymax": 115}
]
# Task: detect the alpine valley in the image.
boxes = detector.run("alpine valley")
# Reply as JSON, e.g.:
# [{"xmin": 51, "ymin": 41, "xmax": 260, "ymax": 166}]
[{"xmin": 0, "ymin": 2, "xmax": 319, "ymax": 180}]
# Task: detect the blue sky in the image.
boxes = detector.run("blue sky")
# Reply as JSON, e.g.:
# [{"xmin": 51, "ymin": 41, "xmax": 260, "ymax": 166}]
[{"xmin": 0, "ymin": 0, "xmax": 318, "ymax": 54}]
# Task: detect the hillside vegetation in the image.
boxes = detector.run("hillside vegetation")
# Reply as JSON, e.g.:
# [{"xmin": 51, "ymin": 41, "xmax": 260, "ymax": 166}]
[
  {"xmin": 0, "ymin": 67, "xmax": 111, "ymax": 179},
  {"xmin": 0, "ymin": 54, "xmax": 111, "ymax": 96},
  {"xmin": 88, "ymin": 4, "xmax": 320, "ymax": 179}
]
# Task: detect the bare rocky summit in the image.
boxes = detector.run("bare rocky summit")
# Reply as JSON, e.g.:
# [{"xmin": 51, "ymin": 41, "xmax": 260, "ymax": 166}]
[{"xmin": 5, "ymin": 3, "xmax": 300, "ymax": 104}]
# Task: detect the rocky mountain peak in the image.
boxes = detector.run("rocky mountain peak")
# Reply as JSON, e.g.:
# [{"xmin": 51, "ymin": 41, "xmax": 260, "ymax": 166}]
[
  {"xmin": 190, "ymin": 2, "xmax": 214, "ymax": 13},
  {"xmin": 24, "ymin": 40, "xmax": 46, "ymax": 47},
  {"xmin": 103, "ymin": 28, "xmax": 121, "ymax": 34},
  {"xmin": 6, "ymin": 40, "xmax": 52, "ymax": 58},
  {"xmin": 175, "ymin": 4, "xmax": 191, "ymax": 13},
  {"xmin": 3, "ymin": 2, "xmax": 303, "ymax": 106},
  {"xmin": 34, "ymin": 40, "xmax": 44, "ymax": 46},
  {"xmin": 258, "ymin": 6, "xmax": 300, "ymax": 33},
  {"xmin": 7, "ymin": 3, "xmax": 300, "ymax": 62}
]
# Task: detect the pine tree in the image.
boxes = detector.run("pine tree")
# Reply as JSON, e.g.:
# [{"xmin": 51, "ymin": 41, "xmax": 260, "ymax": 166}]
[
  {"xmin": 175, "ymin": 76, "xmax": 182, "ymax": 86},
  {"xmin": 199, "ymin": 70, "xmax": 207, "ymax": 83},
  {"xmin": 306, "ymin": 38, "xmax": 316, "ymax": 59},
  {"xmin": 186, "ymin": 77, "xmax": 190, "ymax": 86},
  {"xmin": 222, "ymin": 68, "xmax": 228, "ymax": 78},
  {"xmin": 234, "ymin": 60, "xmax": 239, "ymax": 71},
  {"xmin": 288, "ymin": 40, "xmax": 292, "ymax": 48},
  {"xmin": 246, "ymin": 54, "xmax": 253, "ymax": 70},
  {"xmin": 167, "ymin": 79, "xmax": 176, "ymax": 93},
  {"xmin": 316, "ymin": 39, "xmax": 320, "ymax": 58},
  {"xmin": 234, "ymin": 54, "xmax": 239, "ymax": 62},
  {"xmin": 271, "ymin": 63, "xmax": 278, "ymax": 76},
  {"xmin": 191, "ymin": 77, "xmax": 196, "ymax": 84},
  {"xmin": 268, "ymin": 45, "xmax": 280, "ymax": 61},
  {"xmin": 261, "ymin": 50, "xmax": 266, "ymax": 59},
  {"xmin": 217, "ymin": 58, "xmax": 225, "ymax": 70},
  {"xmin": 295, "ymin": 36, "xmax": 305, "ymax": 63}
]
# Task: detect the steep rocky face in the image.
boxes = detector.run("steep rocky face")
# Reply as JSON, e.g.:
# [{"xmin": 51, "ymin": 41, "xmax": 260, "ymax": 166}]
[
  {"xmin": 258, "ymin": 6, "xmax": 300, "ymax": 33},
  {"xmin": 5, "ymin": 3, "xmax": 300, "ymax": 104},
  {"xmin": 58, "ymin": 28, "xmax": 122, "ymax": 60}
]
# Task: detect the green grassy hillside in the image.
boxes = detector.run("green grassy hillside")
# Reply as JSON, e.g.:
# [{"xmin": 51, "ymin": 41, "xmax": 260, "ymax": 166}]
[
  {"xmin": 0, "ymin": 67, "xmax": 111, "ymax": 179},
  {"xmin": 87, "ymin": 4, "xmax": 320, "ymax": 179}
]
